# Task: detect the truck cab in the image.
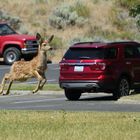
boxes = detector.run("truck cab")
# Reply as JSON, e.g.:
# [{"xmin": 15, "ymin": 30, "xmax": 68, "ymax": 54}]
[{"xmin": 0, "ymin": 23, "xmax": 38, "ymax": 65}]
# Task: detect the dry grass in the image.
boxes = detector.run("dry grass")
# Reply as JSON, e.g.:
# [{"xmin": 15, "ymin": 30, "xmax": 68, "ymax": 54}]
[
  {"xmin": 0, "ymin": 0, "xmax": 120, "ymax": 37},
  {"xmin": 0, "ymin": 0, "xmax": 139, "ymax": 62}
]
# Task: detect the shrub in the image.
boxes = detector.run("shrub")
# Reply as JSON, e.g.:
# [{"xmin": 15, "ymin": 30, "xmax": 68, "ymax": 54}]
[
  {"xmin": 33, "ymin": 0, "xmax": 47, "ymax": 4},
  {"xmin": 48, "ymin": 3, "xmax": 88, "ymax": 29},
  {"xmin": 72, "ymin": 0, "xmax": 90, "ymax": 18},
  {"xmin": 50, "ymin": 36, "xmax": 63, "ymax": 50},
  {"xmin": 129, "ymin": 4, "xmax": 140, "ymax": 29},
  {"xmin": 0, "ymin": 10, "xmax": 21, "ymax": 30},
  {"xmin": 69, "ymin": 36, "xmax": 108, "ymax": 46},
  {"xmin": 114, "ymin": 0, "xmax": 140, "ymax": 9},
  {"xmin": 0, "ymin": 10, "xmax": 28, "ymax": 34}
]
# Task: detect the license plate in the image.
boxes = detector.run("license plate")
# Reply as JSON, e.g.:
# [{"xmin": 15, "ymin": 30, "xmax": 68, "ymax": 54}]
[{"xmin": 74, "ymin": 66, "xmax": 84, "ymax": 72}]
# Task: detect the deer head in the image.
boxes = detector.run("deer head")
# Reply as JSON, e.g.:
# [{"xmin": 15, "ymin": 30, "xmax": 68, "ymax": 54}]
[{"xmin": 36, "ymin": 33, "xmax": 54, "ymax": 51}]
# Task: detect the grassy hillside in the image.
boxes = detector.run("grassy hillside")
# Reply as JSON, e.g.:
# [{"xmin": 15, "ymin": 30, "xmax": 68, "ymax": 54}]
[{"xmin": 0, "ymin": 0, "xmax": 140, "ymax": 62}]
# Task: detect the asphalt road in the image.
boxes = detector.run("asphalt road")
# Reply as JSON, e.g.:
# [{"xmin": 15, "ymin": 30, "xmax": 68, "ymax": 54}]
[
  {"xmin": 0, "ymin": 91, "xmax": 139, "ymax": 112},
  {"xmin": 0, "ymin": 63, "xmax": 140, "ymax": 112}
]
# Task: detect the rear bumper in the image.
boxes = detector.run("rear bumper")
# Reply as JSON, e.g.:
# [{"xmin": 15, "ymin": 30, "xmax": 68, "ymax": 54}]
[
  {"xmin": 60, "ymin": 82, "xmax": 99, "ymax": 89},
  {"xmin": 59, "ymin": 80, "xmax": 116, "ymax": 92}
]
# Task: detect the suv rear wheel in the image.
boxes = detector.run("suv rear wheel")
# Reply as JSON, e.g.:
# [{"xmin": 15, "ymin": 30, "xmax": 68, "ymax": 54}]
[
  {"xmin": 64, "ymin": 89, "xmax": 81, "ymax": 101},
  {"xmin": 113, "ymin": 77, "xmax": 130, "ymax": 100},
  {"xmin": 3, "ymin": 47, "xmax": 21, "ymax": 65}
]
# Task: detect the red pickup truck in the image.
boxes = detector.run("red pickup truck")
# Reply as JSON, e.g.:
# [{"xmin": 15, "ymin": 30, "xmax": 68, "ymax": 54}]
[{"xmin": 0, "ymin": 23, "xmax": 38, "ymax": 65}]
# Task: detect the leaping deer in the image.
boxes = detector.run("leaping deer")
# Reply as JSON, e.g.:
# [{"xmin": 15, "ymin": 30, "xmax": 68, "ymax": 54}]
[{"xmin": 0, "ymin": 33, "xmax": 54, "ymax": 95}]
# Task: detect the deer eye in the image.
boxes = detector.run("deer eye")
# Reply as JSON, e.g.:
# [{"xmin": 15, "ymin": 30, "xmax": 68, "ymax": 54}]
[{"xmin": 42, "ymin": 43, "xmax": 46, "ymax": 46}]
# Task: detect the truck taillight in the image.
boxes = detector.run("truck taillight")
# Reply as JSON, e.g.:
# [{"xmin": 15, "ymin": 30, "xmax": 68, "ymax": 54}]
[{"xmin": 90, "ymin": 62, "xmax": 106, "ymax": 70}]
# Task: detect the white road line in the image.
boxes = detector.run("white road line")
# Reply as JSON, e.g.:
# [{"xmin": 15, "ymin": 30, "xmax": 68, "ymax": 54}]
[
  {"xmin": 47, "ymin": 79, "xmax": 58, "ymax": 82},
  {"xmin": 7, "ymin": 104, "xmax": 64, "ymax": 110},
  {"xmin": 49, "ymin": 67, "xmax": 60, "ymax": 70},
  {"xmin": 18, "ymin": 79, "xmax": 57, "ymax": 84},
  {"xmin": 0, "ymin": 67, "xmax": 9, "ymax": 70},
  {"xmin": 13, "ymin": 97, "xmax": 66, "ymax": 104}
]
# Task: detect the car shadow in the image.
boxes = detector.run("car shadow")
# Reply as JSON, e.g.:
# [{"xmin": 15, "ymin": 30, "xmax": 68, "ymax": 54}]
[
  {"xmin": 79, "ymin": 95, "xmax": 115, "ymax": 101},
  {"xmin": 0, "ymin": 60, "xmax": 5, "ymax": 65}
]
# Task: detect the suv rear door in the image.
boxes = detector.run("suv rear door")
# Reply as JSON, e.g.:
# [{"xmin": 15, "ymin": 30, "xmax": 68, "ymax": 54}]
[{"xmin": 124, "ymin": 44, "xmax": 140, "ymax": 83}]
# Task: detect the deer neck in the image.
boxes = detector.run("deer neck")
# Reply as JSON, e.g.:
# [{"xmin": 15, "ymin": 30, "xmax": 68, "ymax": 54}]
[{"xmin": 38, "ymin": 50, "xmax": 47, "ymax": 70}]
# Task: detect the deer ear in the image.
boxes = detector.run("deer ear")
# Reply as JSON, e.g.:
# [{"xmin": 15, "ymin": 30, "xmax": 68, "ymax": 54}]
[
  {"xmin": 36, "ymin": 33, "xmax": 42, "ymax": 41},
  {"xmin": 48, "ymin": 35, "xmax": 54, "ymax": 43}
]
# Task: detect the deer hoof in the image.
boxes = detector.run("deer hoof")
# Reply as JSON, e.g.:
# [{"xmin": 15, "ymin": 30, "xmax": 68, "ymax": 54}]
[
  {"xmin": 2, "ymin": 91, "xmax": 10, "ymax": 96},
  {"xmin": 32, "ymin": 90, "xmax": 37, "ymax": 94}
]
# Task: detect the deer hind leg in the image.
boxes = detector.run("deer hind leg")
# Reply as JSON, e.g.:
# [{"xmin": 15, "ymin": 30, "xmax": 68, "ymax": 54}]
[
  {"xmin": 32, "ymin": 71, "xmax": 44, "ymax": 94},
  {"xmin": 0, "ymin": 73, "xmax": 10, "ymax": 95}
]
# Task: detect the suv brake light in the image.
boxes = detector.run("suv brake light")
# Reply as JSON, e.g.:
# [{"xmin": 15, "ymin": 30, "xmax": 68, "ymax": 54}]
[
  {"xmin": 60, "ymin": 63, "xmax": 69, "ymax": 71},
  {"xmin": 90, "ymin": 62, "xmax": 106, "ymax": 70}
]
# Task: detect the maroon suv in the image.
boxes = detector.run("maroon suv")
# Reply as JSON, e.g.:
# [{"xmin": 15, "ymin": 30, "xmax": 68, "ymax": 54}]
[{"xmin": 59, "ymin": 41, "xmax": 140, "ymax": 100}]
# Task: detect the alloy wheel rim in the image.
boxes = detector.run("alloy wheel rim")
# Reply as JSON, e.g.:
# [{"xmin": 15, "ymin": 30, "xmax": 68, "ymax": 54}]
[
  {"xmin": 119, "ymin": 79, "xmax": 129, "ymax": 96},
  {"xmin": 7, "ymin": 52, "xmax": 16, "ymax": 63}
]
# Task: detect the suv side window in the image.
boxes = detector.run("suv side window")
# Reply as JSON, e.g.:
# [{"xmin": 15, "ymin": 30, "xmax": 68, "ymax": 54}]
[
  {"xmin": 125, "ymin": 45, "xmax": 140, "ymax": 59},
  {"xmin": 104, "ymin": 48, "xmax": 117, "ymax": 59},
  {"xmin": 135, "ymin": 45, "xmax": 140, "ymax": 58}
]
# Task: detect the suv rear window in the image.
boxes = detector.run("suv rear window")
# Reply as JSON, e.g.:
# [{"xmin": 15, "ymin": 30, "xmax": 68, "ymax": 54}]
[{"xmin": 63, "ymin": 47, "xmax": 117, "ymax": 60}]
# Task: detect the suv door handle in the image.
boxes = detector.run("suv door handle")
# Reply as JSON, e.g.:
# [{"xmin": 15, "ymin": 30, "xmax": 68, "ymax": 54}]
[{"xmin": 126, "ymin": 62, "xmax": 131, "ymax": 65}]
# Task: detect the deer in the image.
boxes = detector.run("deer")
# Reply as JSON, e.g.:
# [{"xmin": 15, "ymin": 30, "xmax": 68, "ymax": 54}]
[{"xmin": 0, "ymin": 33, "xmax": 54, "ymax": 95}]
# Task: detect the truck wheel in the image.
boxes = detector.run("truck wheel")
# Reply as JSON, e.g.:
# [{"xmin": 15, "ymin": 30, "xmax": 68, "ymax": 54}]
[
  {"xmin": 64, "ymin": 89, "xmax": 81, "ymax": 101},
  {"xmin": 3, "ymin": 47, "xmax": 21, "ymax": 65},
  {"xmin": 113, "ymin": 77, "xmax": 130, "ymax": 100}
]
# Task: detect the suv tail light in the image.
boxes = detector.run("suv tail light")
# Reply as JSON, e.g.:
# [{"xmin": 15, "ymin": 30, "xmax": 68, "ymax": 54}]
[
  {"xmin": 60, "ymin": 63, "xmax": 69, "ymax": 71},
  {"xmin": 90, "ymin": 62, "xmax": 106, "ymax": 70}
]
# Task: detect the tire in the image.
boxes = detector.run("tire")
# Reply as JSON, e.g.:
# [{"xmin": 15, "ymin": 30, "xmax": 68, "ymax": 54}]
[
  {"xmin": 64, "ymin": 89, "xmax": 81, "ymax": 101},
  {"xmin": 113, "ymin": 77, "xmax": 130, "ymax": 100},
  {"xmin": 3, "ymin": 47, "xmax": 21, "ymax": 65}
]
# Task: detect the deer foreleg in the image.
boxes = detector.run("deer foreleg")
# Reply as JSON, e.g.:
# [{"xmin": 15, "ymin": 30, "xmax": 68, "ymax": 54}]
[
  {"xmin": 32, "ymin": 80, "xmax": 41, "ymax": 93},
  {"xmin": 39, "ymin": 78, "xmax": 46, "ymax": 90},
  {"xmin": 4, "ymin": 80, "xmax": 13, "ymax": 95},
  {"xmin": 32, "ymin": 71, "xmax": 43, "ymax": 94}
]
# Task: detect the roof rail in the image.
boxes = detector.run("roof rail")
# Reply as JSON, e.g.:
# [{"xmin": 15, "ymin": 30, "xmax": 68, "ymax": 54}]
[
  {"xmin": 107, "ymin": 41, "xmax": 139, "ymax": 45},
  {"xmin": 74, "ymin": 41, "xmax": 101, "ymax": 45}
]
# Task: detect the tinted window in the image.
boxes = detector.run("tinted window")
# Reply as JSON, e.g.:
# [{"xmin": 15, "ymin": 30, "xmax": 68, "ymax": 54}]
[
  {"xmin": 0, "ymin": 24, "xmax": 16, "ymax": 35},
  {"xmin": 63, "ymin": 47, "xmax": 117, "ymax": 60},
  {"xmin": 104, "ymin": 48, "xmax": 117, "ymax": 59},
  {"xmin": 135, "ymin": 45, "xmax": 140, "ymax": 58},
  {"xmin": 124, "ymin": 45, "xmax": 140, "ymax": 58}
]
